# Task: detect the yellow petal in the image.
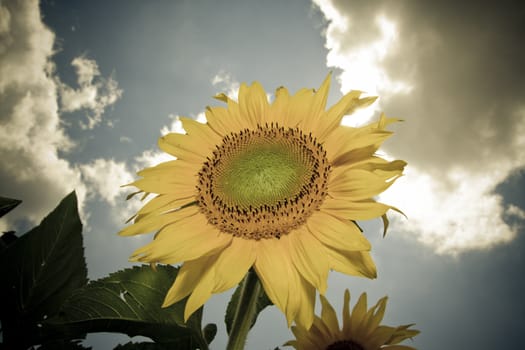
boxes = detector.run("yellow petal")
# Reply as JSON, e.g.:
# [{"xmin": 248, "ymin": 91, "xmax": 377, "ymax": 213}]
[
  {"xmin": 362, "ymin": 112, "xmax": 402, "ymax": 132},
  {"xmin": 179, "ymin": 116, "xmax": 222, "ymax": 146},
  {"xmin": 322, "ymin": 126, "xmax": 359, "ymax": 161},
  {"xmin": 302, "ymin": 73, "xmax": 331, "ymax": 132},
  {"xmin": 288, "ymin": 88, "xmax": 315, "ymax": 130},
  {"xmin": 129, "ymin": 177, "xmax": 196, "ymax": 196},
  {"xmin": 367, "ymin": 325, "xmax": 397, "ymax": 349},
  {"xmin": 254, "ymin": 238, "xmax": 289, "ymax": 318},
  {"xmin": 205, "ymin": 105, "xmax": 243, "ymax": 135},
  {"xmin": 331, "ymin": 145, "xmax": 378, "ymax": 168},
  {"xmin": 290, "ymin": 322, "xmax": 325, "ymax": 350},
  {"xmin": 118, "ymin": 205, "xmax": 199, "ymax": 236},
  {"xmin": 321, "ymin": 197, "xmax": 392, "ymax": 221},
  {"xmin": 349, "ymin": 157, "xmax": 407, "ymax": 173},
  {"xmin": 135, "ymin": 166, "xmax": 198, "ymax": 187},
  {"xmin": 293, "ymin": 275, "xmax": 316, "ymax": 331},
  {"xmin": 163, "ymin": 254, "xmax": 217, "ymax": 306},
  {"xmin": 388, "ymin": 325, "xmax": 420, "ymax": 345},
  {"xmin": 135, "ymin": 194, "xmax": 195, "ymax": 219},
  {"xmin": 287, "ymin": 229, "xmax": 329, "ymax": 294},
  {"xmin": 320, "ymin": 294, "xmax": 340, "ymax": 339},
  {"xmin": 283, "ymin": 339, "xmax": 300, "ymax": 349},
  {"xmin": 381, "ymin": 213, "xmax": 390, "ymax": 237},
  {"xmin": 324, "ymin": 247, "xmax": 377, "ymax": 278},
  {"xmin": 269, "ymin": 86, "xmax": 291, "ymax": 126},
  {"xmin": 130, "ymin": 214, "xmax": 232, "ymax": 264},
  {"xmin": 136, "ymin": 159, "xmax": 177, "ymax": 176},
  {"xmin": 225, "ymin": 94, "xmax": 244, "ymax": 130},
  {"xmin": 307, "ymin": 211, "xmax": 371, "ymax": 252},
  {"xmin": 237, "ymin": 83, "xmax": 253, "ymax": 124},
  {"xmin": 342, "ymin": 289, "xmax": 352, "ymax": 334},
  {"xmin": 184, "ymin": 260, "xmax": 216, "ymax": 321},
  {"xmin": 325, "ymin": 128, "xmax": 392, "ymax": 164},
  {"xmin": 328, "ymin": 168, "xmax": 402, "ymax": 201},
  {"xmin": 319, "ymin": 90, "xmax": 362, "ymax": 139},
  {"xmin": 319, "ymin": 92, "xmax": 378, "ymax": 140},
  {"xmin": 136, "ymin": 159, "xmax": 199, "ymax": 179},
  {"xmin": 282, "ymin": 269, "xmax": 301, "ymax": 327},
  {"xmin": 158, "ymin": 133, "xmax": 208, "ymax": 163},
  {"xmin": 239, "ymin": 81, "xmax": 269, "ymax": 125},
  {"xmin": 365, "ymin": 297, "xmax": 388, "ymax": 335},
  {"xmin": 212, "ymin": 237, "xmax": 256, "ymax": 293},
  {"xmin": 311, "ymin": 73, "xmax": 331, "ymax": 113},
  {"xmin": 213, "ymin": 92, "xmax": 230, "ymax": 103},
  {"xmin": 330, "ymin": 115, "xmax": 402, "ymax": 165},
  {"xmin": 311, "ymin": 316, "xmax": 335, "ymax": 344},
  {"xmin": 350, "ymin": 293, "xmax": 368, "ymax": 335},
  {"xmin": 254, "ymin": 238, "xmax": 309, "ymax": 327}
]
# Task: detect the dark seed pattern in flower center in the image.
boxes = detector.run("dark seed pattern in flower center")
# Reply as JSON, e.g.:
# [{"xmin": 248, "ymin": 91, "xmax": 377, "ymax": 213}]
[
  {"xmin": 196, "ymin": 123, "xmax": 331, "ymax": 240},
  {"xmin": 326, "ymin": 339, "xmax": 365, "ymax": 350}
]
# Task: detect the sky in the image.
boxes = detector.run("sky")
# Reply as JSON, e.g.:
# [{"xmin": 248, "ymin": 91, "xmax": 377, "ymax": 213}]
[{"xmin": 1, "ymin": 0, "xmax": 525, "ymax": 349}]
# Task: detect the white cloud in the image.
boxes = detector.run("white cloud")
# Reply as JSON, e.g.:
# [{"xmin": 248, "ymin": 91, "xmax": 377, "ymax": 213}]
[
  {"xmin": 0, "ymin": 0, "xmax": 87, "ymax": 231},
  {"xmin": 160, "ymin": 113, "xmax": 186, "ymax": 135},
  {"xmin": 71, "ymin": 112, "xmax": 205, "ymax": 223},
  {"xmin": 211, "ymin": 70, "xmax": 240, "ymax": 99},
  {"xmin": 79, "ymin": 158, "xmax": 143, "ymax": 224},
  {"xmin": 91, "ymin": 109, "xmax": 208, "ymax": 224},
  {"xmin": 114, "ymin": 114, "xmax": 192, "ymax": 222},
  {"xmin": 380, "ymin": 165, "xmax": 519, "ymax": 254},
  {"xmin": 135, "ymin": 72, "xmax": 224, "ymax": 170},
  {"xmin": 134, "ymin": 149, "xmax": 175, "ymax": 170},
  {"xmin": 314, "ymin": 0, "xmax": 525, "ymax": 254},
  {"xmin": 127, "ymin": 109, "xmax": 211, "ymax": 203},
  {"xmin": 79, "ymin": 159, "xmax": 135, "ymax": 206},
  {"xmin": 505, "ymin": 204, "xmax": 525, "ymax": 221},
  {"xmin": 314, "ymin": 0, "xmax": 412, "ymax": 126},
  {"xmin": 135, "ymin": 111, "xmax": 204, "ymax": 170},
  {"xmin": 0, "ymin": 0, "xmax": 127, "ymax": 233},
  {"xmin": 58, "ymin": 56, "xmax": 123, "ymax": 130}
]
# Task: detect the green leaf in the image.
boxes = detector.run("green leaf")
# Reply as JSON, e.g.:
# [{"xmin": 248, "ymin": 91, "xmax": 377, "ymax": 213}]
[
  {"xmin": 113, "ymin": 341, "xmax": 193, "ymax": 350},
  {"xmin": 0, "ymin": 191, "xmax": 87, "ymax": 347},
  {"xmin": 46, "ymin": 265, "xmax": 208, "ymax": 349},
  {"xmin": 202, "ymin": 323, "xmax": 217, "ymax": 345},
  {"xmin": 38, "ymin": 339, "xmax": 92, "ymax": 350},
  {"xmin": 0, "ymin": 195, "xmax": 22, "ymax": 218},
  {"xmin": 0, "ymin": 230, "xmax": 17, "ymax": 252},
  {"xmin": 225, "ymin": 271, "xmax": 273, "ymax": 335}
]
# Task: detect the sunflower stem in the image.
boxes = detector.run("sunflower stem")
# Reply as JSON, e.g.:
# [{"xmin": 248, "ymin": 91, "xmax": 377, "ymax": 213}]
[{"xmin": 226, "ymin": 269, "xmax": 263, "ymax": 350}]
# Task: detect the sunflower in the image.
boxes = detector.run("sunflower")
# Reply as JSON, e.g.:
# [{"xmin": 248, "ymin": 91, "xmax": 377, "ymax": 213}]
[
  {"xmin": 285, "ymin": 290, "xmax": 420, "ymax": 350},
  {"xmin": 119, "ymin": 74, "xmax": 406, "ymax": 329}
]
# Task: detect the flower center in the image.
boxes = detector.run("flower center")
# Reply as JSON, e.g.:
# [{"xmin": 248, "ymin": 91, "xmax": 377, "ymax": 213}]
[
  {"xmin": 197, "ymin": 123, "xmax": 331, "ymax": 240},
  {"xmin": 326, "ymin": 340, "xmax": 365, "ymax": 350}
]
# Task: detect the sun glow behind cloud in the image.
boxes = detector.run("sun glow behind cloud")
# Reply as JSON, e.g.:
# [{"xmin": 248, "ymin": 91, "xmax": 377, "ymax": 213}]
[
  {"xmin": 315, "ymin": 0, "xmax": 412, "ymax": 128},
  {"xmin": 380, "ymin": 165, "xmax": 521, "ymax": 254},
  {"xmin": 314, "ymin": 0, "xmax": 525, "ymax": 255},
  {"xmin": 329, "ymin": 15, "xmax": 408, "ymax": 96}
]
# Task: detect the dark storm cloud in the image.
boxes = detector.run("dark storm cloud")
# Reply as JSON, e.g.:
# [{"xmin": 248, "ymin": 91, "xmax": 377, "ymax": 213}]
[
  {"xmin": 328, "ymin": 0, "xmax": 525, "ymax": 172},
  {"xmin": 313, "ymin": 3, "xmax": 525, "ymax": 347},
  {"xmin": 314, "ymin": 0, "xmax": 525, "ymax": 253}
]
